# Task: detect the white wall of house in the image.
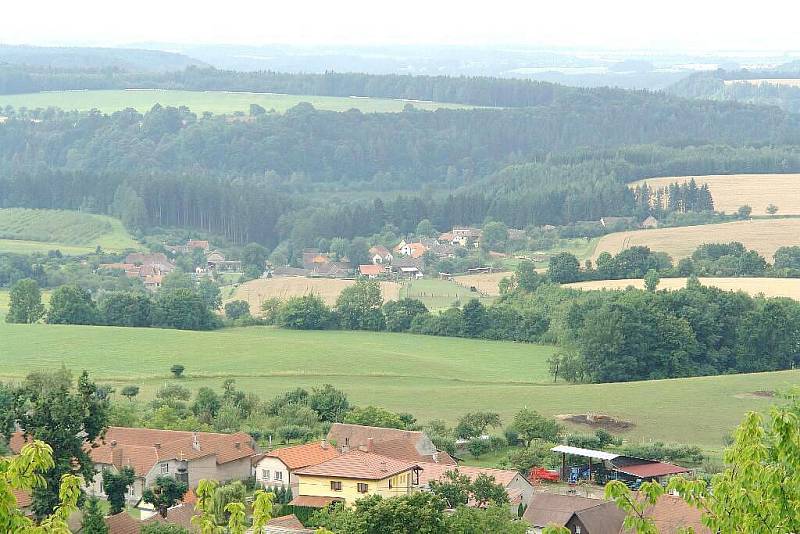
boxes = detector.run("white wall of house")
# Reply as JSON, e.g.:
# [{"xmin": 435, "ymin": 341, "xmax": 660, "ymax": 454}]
[{"xmin": 254, "ymin": 456, "xmax": 290, "ymax": 489}]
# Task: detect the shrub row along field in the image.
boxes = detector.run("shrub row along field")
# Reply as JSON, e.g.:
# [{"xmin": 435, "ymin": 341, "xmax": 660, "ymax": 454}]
[
  {"xmin": 0, "ymin": 208, "xmax": 140, "ymax": 254},
  {"xmin": 0, "ymin": 89, "xmax": 474, "ymax": 115},
  {"xmin": 229, "ymin": 277, "xmax": 402, "ymax": 308},
  {"xmin": 630, "ymin": 173, "xmax": 800, "ymax": 216},
  {"xmin": 1, "ymin": 320, "xmax": 796, "ymax": 450},
  {"xmin": 593, "ymin": 218, "xmax": 800, "ymax": 261},
  {"xmin": 565, "ymin": 277, "xmax": 800, "ymax": 300}
]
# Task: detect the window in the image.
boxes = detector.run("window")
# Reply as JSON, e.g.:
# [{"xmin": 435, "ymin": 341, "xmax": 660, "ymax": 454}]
[
  {"xmin": 274, "ymin": 471, "xmax": 283, "ymax": 481},
  {"xmin": 262, "ymin": 469, "xmax": 270, "ymax": 481},
  {"xmin": 160, "ymin": 463, "xmax": 169, "ymax": 474},
  {"xmin": 357, "ymin": 483, "xmax": 368, "ymax": 493},
  {"xmin": 128, "ymin": 484, "xmax": 136, "ymax": 496},
  {"xmin": 388, "ymin": 477, "xmax": 393, "ymax": 489},
  {"xmin": 330, "ymin": 481, "xmax": 342, "ymax": 491}
]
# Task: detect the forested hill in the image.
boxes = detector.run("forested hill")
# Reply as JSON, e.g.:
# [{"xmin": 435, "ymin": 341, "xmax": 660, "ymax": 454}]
[
  {"xmin": 1, "ymin": 85, "xmax": 799, "ymax": 247},
  {"xmin": 0, "ymin": 44, "xmax": 206, "ymax": 72}
]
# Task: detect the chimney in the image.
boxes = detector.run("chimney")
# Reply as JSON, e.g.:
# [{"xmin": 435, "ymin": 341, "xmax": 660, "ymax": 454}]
[
  {"xmin": 366, "ymin": 438, "xmax": 374, "ymax": 453},
  {"xmin": 432, "ymin": 451, "xmax": 439, "ymax": 463},
  {"xmin": 235, "ymin": 442, "xmax": 241, "ymax": 449},
  {"xmin": 321, "ymin": 439, "xmax": 328, "ymax": 450},
  {"xmin": 192, "ymin": 432, "xmax": 200, "ymax": 451},
  {"xmin": 154, "ymin": 442, "xmax": 161, "ymax": 449},
  {"xmin": 110, "ymin": 440, "xmax": 117, "ymax": 448}
]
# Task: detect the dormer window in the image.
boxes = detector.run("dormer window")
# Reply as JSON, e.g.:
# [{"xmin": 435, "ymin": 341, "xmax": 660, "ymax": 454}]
[{"xmin": 160, "ymin": 463, "xmax": 169, "ymax": 474}]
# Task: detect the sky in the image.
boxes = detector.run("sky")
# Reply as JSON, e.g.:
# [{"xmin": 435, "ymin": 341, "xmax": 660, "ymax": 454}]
[{"xmin": 3, "ymin": 0, "xmax": 799, "ymax": 52}]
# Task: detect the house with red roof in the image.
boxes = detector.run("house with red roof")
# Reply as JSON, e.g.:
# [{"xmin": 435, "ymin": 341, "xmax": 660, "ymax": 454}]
[
  {"xmin": 358, "ymin": 264, "xmax": 385, "ymax": 279},
  {"xmin": 11, "ymin": 427, "xmax": 258, "ymax": 506},
  {"xmin": 253, "ymin": 440, "xmax": 340, "ymax": 493}
]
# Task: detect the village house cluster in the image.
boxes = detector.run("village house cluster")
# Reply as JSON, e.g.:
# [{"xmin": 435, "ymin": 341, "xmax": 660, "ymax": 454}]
[
  {"xmin": 11, "ymin": 423, "xmax": 707, "ymax": 533},
  {"xmin": 97, "ymin": 239, "xmax": 241, "ymax": 291}
]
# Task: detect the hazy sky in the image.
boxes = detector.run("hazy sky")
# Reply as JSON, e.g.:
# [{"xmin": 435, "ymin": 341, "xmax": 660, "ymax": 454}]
[{"xmin": 4, "ymin": 0, "xmax": 799, "ymax": 52}]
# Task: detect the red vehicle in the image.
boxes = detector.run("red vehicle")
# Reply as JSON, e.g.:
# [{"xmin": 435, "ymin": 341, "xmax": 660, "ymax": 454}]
[{"xmin": 529, "ymin": 467, "xmax": 560, "ymax": 483}]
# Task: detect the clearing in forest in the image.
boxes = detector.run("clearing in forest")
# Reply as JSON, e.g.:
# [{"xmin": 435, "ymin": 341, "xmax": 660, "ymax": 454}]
[
  {"xmin": 0, "ymin": 89, "xmax": 474, "ymax": 115},
  {"xmin": 724, "ymin": 79, "xmax": 800, "ymax": 88},
  {"xmin": 592, "ymin": 218, "xmax": 800, "ymax": 261},
  {"xmin": 565, "ymin": 277, "xmax": 800, "ymax": 300},
  {"xmin": 630, "ymin": 173, "xmax": 800, "ymax": 216}
]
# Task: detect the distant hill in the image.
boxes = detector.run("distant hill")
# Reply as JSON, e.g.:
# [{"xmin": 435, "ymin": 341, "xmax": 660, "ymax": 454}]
[{"xmin": 0, "ymin": 44, "xmax": 207, "ymax": 72}]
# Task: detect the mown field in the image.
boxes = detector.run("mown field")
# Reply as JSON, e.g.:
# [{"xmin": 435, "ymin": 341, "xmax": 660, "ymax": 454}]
[
  {"xmin": 0, "ymin": 89, "xmax": 474, "ymax": 115},
  {"xmin": 630, "ymin": 173, "xmax": 800, "ymax": 216},
  {"xmin": 228, "ymin": 277, "xmax": 402, "ymax": 309},
  {"xmin": 227, "ymin": 277, "xmax": 495, "ymax": 312},
  {"xmin": 565, "ymin": 277, "xmax": 800, "ymax": 299},
  {"xmin": 0, "ymin": 208, "xmax": 140, "ymax": 254},
  {"xmin": 593, "ymin": 218, "xmax": 800, "ymax": 261},
  {"xmin": 1, "ymin": 319, "xmax": 797, "ymax": 450}
]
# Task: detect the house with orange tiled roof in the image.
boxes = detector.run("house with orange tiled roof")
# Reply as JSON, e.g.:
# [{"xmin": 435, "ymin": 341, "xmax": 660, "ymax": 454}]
[
  {"xmin": 11, "ymin": 427, "xmax": 258, "ymax": 506},
  {"xmin": 253, "ymin": 440, "xmax": 339, "ymax": 493},
  {"xmin": 291, "ymin": 449, "xmax": 422, "ymax": 507}
]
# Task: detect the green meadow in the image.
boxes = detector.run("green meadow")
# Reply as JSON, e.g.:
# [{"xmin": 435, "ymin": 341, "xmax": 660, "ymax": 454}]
[
  {"xmin": 2, "ymin": 319, "xmax": 796, "ymax": 452},
  {"xmin": 0, "ymin": 208, "xmax": 140, "ymax": 254},
  {"xmin": 0, "ymin": 89, "xmax": 474, "ymax": 115}
]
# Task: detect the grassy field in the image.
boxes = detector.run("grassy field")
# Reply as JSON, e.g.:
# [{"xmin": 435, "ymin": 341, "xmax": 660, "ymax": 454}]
[
  {"xmin": 399, "ymin": 279, "xmax": 495, "ymax": 310},
  {"xmin": 0, "ymin": 208, "xmax": 140, "ymax": 254},
  {"xmin": 2, "ymin": 320, "xmax": 797, "ymax": 450},
  {"xmin": 228, "ymin": 277, "xmax": 402, "ymax": 309},
  {"xmin": 565, "ymin": 277, "xmax": 800, "ymax": 299},
  {"xmin": 593, "ymin": 218, "xmax": 800, "ymax": 261},
  {"xmin": 630, "ymin": 173, "xmax": 800, "ymax": 216},
  {"xmin": 0, "ymin": 89, "xmax": 474, "ymax": 115}
]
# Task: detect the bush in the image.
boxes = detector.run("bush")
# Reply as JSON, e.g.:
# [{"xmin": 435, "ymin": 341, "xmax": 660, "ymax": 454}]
[
  {"xmin": 170, "ymin": 364, "xmax": 185, "ymax": 378},
  {"xmin": 225, "ymin": 300, "xmax": 251, "ymax": 320},
  {"xmin": 277, "ymin": 294, "xmax": 332, "ymax": 330}
]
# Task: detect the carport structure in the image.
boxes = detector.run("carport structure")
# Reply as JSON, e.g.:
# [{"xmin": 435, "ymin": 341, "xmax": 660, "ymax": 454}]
[{"xmin": 551, "ymin": 445, "xmax": 691, "ymax": 488}]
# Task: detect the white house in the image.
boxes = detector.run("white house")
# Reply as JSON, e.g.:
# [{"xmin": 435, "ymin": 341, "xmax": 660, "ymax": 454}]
[{"xmin": 253, "ymin": 441, "xmax": 339, "ymax": 493}]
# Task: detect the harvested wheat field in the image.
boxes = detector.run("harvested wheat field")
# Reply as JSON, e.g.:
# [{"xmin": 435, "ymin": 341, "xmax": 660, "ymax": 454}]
[
  {"xmin": 565, "ymin": 277, "xmax": 800, "ymax": 300},
  {"xmin": 228, "ymin": 276, "xmax": 401, "ymax": 312},
  {"xmin": 453, "ymin": 272, "xmax": 513, "ymax": 296},
  {"xmin": 630, "ymin": 173, "xmax": 800, "ymax": 216},
  {"xmin": 593, "ymin": 219, "xmax": 800, "ymax": 261}
]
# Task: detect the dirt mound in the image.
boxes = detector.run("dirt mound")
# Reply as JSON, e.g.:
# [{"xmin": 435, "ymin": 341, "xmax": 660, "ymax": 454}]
[
  {"xmin": 735, "ymin": 390, "xmax": 776, "ymax": 399},
  {"xmin": 557, "ymin": 413, "xmax": 634, "ymax": 431}
]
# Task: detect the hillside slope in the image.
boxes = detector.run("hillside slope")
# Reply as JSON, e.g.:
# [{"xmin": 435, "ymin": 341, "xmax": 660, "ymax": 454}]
[{"xmin": 0, "ymin": 208, "xmax": 140, "ymax": 253}]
